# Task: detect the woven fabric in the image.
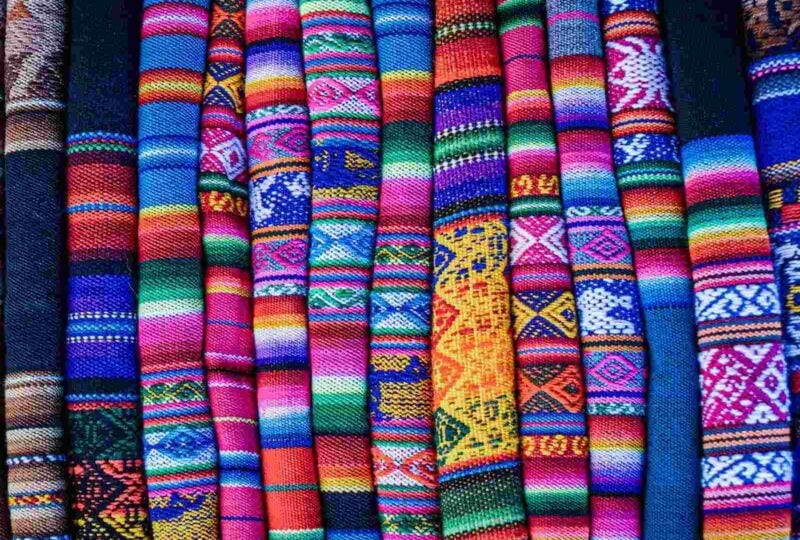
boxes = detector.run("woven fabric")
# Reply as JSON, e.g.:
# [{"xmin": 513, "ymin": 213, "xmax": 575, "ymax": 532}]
[
  {"xmin": 740, "ymin": 1, "xmax": 800, "ymax": 535},
  {"xmin": 199, "ymin": 0, "xmax": 265, "ymax": 536},
  {"xmin": 431, "ymin": 0, "xmax": 528, "ymax": 538},
  {"xmin": 368, "ymin": 0, "xmax": 441, "ymax": 538},
  {"xmin": 244, "ymin": 0, "xmax": 325, "ymax": 536},
  {"xmin": 3, "ymin": 0, "xmax": 69, "ymax": 538},
  {"xmin": 545, "ymin": 1, "xmax": 647, "ymax": 538},
  {"xmin": 496, "ymin": 0, "xmax": 590, "ymax": 537},
  {"xmin": 65, "ymin": 0, "xmax": 149, "ymax": 538},
  {"xmin": 0, "ymin": 0, "xmax": 9, "ymax": 536},
  {"xmin": 599, "ymin": 1, "xmax": 701, "ymax": 538},
  {"xmin": 299, "ymin": 0, "xmax": 382, "ymax": 536},
  {"xmin": 663, "ymin": 1, "xmax": 793, "ymax": 538},
  {"xmin": 138, "ymin": 0, "xmax": 220, "ymax": 537}
]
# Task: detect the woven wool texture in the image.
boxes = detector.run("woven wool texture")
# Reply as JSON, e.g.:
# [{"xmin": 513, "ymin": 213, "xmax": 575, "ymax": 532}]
[
  {"xmin": 138, "ymin": 0, "xmax": 220, "ymax": 537},
  {"xmin": 0, "ymin": 0, "xmax": 9, "ymax": 536},
  {"xmin": 245, "ymin": 0, "xmax": 325, "ymax": 536},
  {"xmin": 663, "ymin": 0, "xmax": 793, "ymax": 538},
  {"xmin": 496, "ymin": 0, "xmax": 590, "ymax": 537},
  {"xmin": 599, "ymin": 1, "xmax": 701, "ymax": 538},
  {"xmin": 3, "ymin": 0, "xmax": 69, "ymax": 538},
  {"xmin": 368, "ymin": 0, "xmax": 441, "ymax": 538},
  {"xmin": 545, "ymin": 1, "xmax": 647, "ymax": 538},
  {"xmin": 740, "ymin": 1, "xmax": 800, "ymax": 534},
  {"xmin": 299, "ymin": 0, "xmax": 382, "ymax": 536},
  {"xmin": 432, "ymin": 0, "xmax": 529, "ymax": 538},
  {"xmin": 199, "ymin": 0, "xmax": 265, "ymax": 536},
  {"xmin": 65, "ymin": 0, "xmax": 149, "ymax": 537}
]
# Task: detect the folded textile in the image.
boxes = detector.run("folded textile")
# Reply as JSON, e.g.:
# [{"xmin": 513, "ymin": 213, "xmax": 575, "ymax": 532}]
[
  {"xmin": 299, "ymin": 0, "xmax": 382, "ymax": 535},
  {"xmin": 245, "ymin": 0, "xmax": 325, "ymax": 536},
  {"xmin": 199, "ymin": 0, "xmax": 265, "ymax": 536},
  {"xmin": 497, "ymin": 0, "xmax": 590, "ymax": 537},
  {"xmin": 663, "ymin": 0, "xmax": 793, "ymax": 538},
  {"xmin": 4, "ymin": 0, "xmax": 69, "ymax": 537},
  {"xmin": 368, "ymin": 0, "xmax": 441, "ymax": 537},
  {"xmin": 138, "ymin": 0, "xmax": 220, "ymax": 537},
  {"xmin": 545, "ymin": 1, "xmax": 647, "ymax": 537},
  {"xmin": 0, "ymin": 0, "xmax": 8, "ymax": 536},
  {"xmin": 431, "ymin": 0, "xmax": 529, "ymax": 538},
  {"xmin": 740, "ymin": 1, "xmax": 800, "ymax": 535},
  {"xmin": 65, "ymin": 0, "xmax": 149, "ymax": 537},
  {"xmin": 599, "ymin": 1, "xmax": 701, "ymax": 538}
]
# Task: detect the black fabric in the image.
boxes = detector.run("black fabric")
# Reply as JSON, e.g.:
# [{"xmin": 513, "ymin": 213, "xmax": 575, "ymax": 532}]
[{"xmin": 663, "ymin": 0, "xmax": 751, "ymax": 140}]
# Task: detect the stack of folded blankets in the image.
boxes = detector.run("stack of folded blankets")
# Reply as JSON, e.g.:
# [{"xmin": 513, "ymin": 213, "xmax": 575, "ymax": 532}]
[{"xmin": 0, "ymin": 0, "xmax": 798, "ymax": 539}]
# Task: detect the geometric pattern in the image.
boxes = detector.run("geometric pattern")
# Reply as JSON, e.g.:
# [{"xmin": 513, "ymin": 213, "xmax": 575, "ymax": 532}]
[
  {"xmin": 548, "ymin": 0, "xmax": 648, "ymax": 535},
  {"xmin": 245, "ymin": 0, "xmax": 324, "ymax": 535},
  {"xmin": 695, "ymin": 283, "xmax": 781, "ymax": 322},
  {"xmin": 69, "ymin": 460, "xmax": 149, "ymax": 540},
  {"xmin": 199, "ymin": 0, "xmax": 265, "ymax": 532},
  {"xmin": 301, "ymin": 0, "xmax": 383, "ymax": 534},
  {"xmin": 700, "ymin": 343, "xmax": 790, "ymax": 429},
  {"xmin": 510, "ymin": 216, "xmax": 568, "ymax": 265},
  {"xmin": 499, "ymin": 0, "xmax": 590, "ymax": 533},
  {"xmin": 513, "ymin": 290, "xmax": 578, "ymax": 339},
  {"xmin": 606, "ymin": 36, "xmax": 671, "ymax": 112},
  {"xmin": 518, "ymin": 364, "xmax": 584, "ymax": 414},
  {"xmin": 703, "ymin": 451, "xmax": 792, "ymax": 490}
]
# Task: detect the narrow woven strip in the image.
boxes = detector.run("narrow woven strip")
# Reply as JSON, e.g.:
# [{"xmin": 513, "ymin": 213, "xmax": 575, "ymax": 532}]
[
  {"xmin": 599, "ymin": 1, "xmax": 701, "ymax": 538},
  {"xmin": 65, "ymin": 0, "xmax": 149, "ymax": 537},
  {"xmin": 432, "ymin": 0, "xmax": 528, "ymax": 538},
  {"xmin": 368, "ymin": 0, "xmax": 441, "ymax": 538},
  {"xmin": 496, "ymin": 0, "xmax": 590, "ymax": 537},
  {"xmin": 199, "ymin": 0, "xmax": 265, "ymax": 536},
  {"xmin": 244, "ymin": 0, "xmax": 325, "ymax": 536},
  {"xmin": 138, "ymin": 0, "xmax": 220, "ymax": 537},
  {"xmin": 4, "ymin": 1, "xmax": 69, "ymax": 538},
  {"xmin": 300, "ymin": 0, "xmax": 382, "ymax": 536},
  {"xmin": 740, "ymin": 2, "xmax": 800, "ymax": 535},
  {"xmin": 545, "ymin": 1, "xmax": 647, "ymax": 537},
  {"xmin": 663, "ymin": 0, "xmax": 793, "ymax": 538},
  {"xmin": 0, "ymin": 1, "xmax": 9, "ymax": 536}
]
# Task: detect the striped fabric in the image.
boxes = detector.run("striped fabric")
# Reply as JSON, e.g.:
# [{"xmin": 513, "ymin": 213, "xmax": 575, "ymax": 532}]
[
  {"xmin": 545, "ymin": 1, "xmax": 647, "ymax": 538},
  {"xmin": 683, "ymin": 135, "xmax": 792, "ymax": 540},
  {"xmin": 299, "ymin": 0, "xmax": 382, "ymax": 536},
  {"xmin": 663, "ymin": 1, "xmax": 793, "ymax": 538},
  {"xmin": 740, "ymin": 1, "xmax": 800, "ymax": 534},
  {"xmin": 496, "ymin": 0, "xmax": 590, "ymax": 537},
  {"xmin": 432, "ymin": 0, "xmax": 528, "ymax": 538},
  {"xmin": 244, "ymin": 0, "xmax": 325, "ymax": 536},
  {"xmin": 138, "ymin": 0, "xmax": 220, "ymax": 537},
  {"xmin": 199, "ymin": 0, "xmax": 265, "ymax": 536},
  {"xmin": 0, "ymin": 1, "xmax": 9, "ymax": 536},
  {"xmin": 4, "ymin": 0, "xmax": 69, "ymax": 538},
  {"xmin": 65, "ymin": 0, "xmax": 149, "ymax": 537},
  {"xmin": 368, "ymin": 0, "xmax": 441, "ymax": 538},
  {"xmin": 599, "ymin": 1, "xmax": 701, "ymax": 538}
]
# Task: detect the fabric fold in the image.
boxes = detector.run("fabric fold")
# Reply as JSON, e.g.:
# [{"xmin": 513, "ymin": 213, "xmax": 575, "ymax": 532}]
[
  {"xmin": 65, "ymin": 0, "xmax": 149, "ymax": 537},
  {"xmin": 599, "ymin": 1, "xmax": 701, "ymax": 538},
  {"xmin": 4, "ymin": 0, "xmax": 69, "ymax": 538},
  {"xmin": 299, "ymin": 0, "xmax": 383, "ymax": 536},
  {"xmin": 138, "ymin": 0, "xmax": 220, "ymax": 536},
  {"xmin": 739, "ymin": 1, "xmax": 800, "ymax": 535},
  {"xmin": 431, "ymin": 0, "xmax": 529, "ymax": 538},
  {"xmin": 368, "ymin": 0, "xmax": 441, "ymax": 538},
  {"xmin": 0, "ymin": 0, "xmax": 9, "ymax": 536},
  {"xmin": 199, "ymin": 0, "xmax": 266, "ymax": 536},
  {"xmin": 545, "ymin": 1, "xmax": 648, "ymax": 537},
  {"xmin": 244, "ymin": 0, "xmax": 325, "ymax": 536},
  {"xmin": 496, "ymin": 0, "xmax": 590, "ymax": 537},
  {"xmin": 663, "ymin": 0, "xmax": 793, "ymax": 538}
]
